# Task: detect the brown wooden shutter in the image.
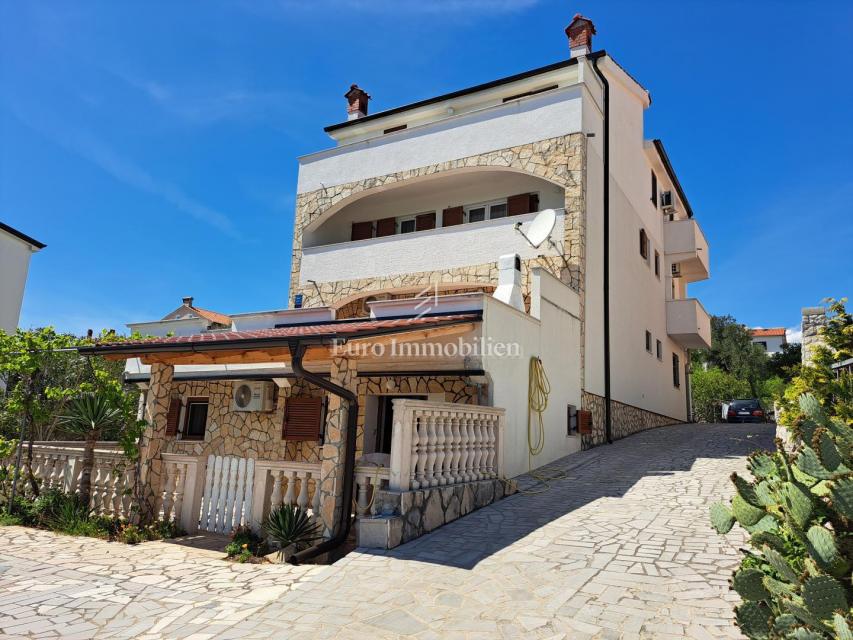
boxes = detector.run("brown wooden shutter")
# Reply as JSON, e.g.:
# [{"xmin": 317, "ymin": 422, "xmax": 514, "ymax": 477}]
[
  {"xmin": 351, "ymin": 221, "xmax": 374, "ymax": 241},
  {"xmin": 442, "ymin": 206, "xmax": 464, "ymax": 227},
  {"xmin": 577, "ymin": 409, "xmax": 593, "ymax": 435},
  {"xmin": 376, "ymin": 217, "xmax": 396, "ymax": 237},
  {"xmin": 507, "ymin": 193, "xmax": 539, "ymax": 216},
  {"xmin": 165, "ymin": 397, "xmax": 182, "ymax": 437},
  {"xmin": 415, "ymin": 212, "xmax": 436, "ymax": 231},
  {"xmin": 282, "ymin": 397, "xmax": 324, "ymax": 441}
]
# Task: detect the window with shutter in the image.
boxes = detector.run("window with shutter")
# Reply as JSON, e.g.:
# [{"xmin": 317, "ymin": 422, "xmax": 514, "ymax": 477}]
[
  {"xmin": 507, "ymin": 193, "xmax": 539, "ymax": 216},
  {"xmin": 351, "ymin": 221, "xmax": 374, "ymax": 241},
  {"xmin": 165, "ymin": 397, "xmax": 181, "ymax": 437},
  {"xmin": 639, "ymin": 229, "xmax": 649, "ymax": 260},
  {"xmin": 182, "ymin": 397, "xmax": 208, "ymax": 440},
  {"xmin": 376, "ymin": 217, "xmax": 396, "ymax": 237},
  {"xmin": 442, "ymin": 206, "xmax": 464, "ymax": 226},
  {"xmin": 415, "ymin": 211, "xmax": 436, "ymax": 231},
  {"xmin": 651, "ymin": 171, "xmax": 658, "ymax": 207},
  {"xmin": 577, "ymin": 409, "xmax": 593, "ymax": 434},
  {"xmin": 282, "ymin": 396, "xmax": 324, "ymax": 441}
]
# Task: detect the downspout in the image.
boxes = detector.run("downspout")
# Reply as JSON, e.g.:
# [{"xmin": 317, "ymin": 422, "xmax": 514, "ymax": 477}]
[
  {"xmin": 685, "ymin": 349, "xmax": 693, "ymax": 422},
  {"xmin": 591, "ymin": 54, "xmax": 612, "ymax": 445},
  {"xmin": 287, "ymin": 341, "xmax": 359, "ymax": 564}
]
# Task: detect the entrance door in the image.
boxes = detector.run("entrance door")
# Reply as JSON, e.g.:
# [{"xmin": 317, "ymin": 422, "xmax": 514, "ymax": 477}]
[{"xmin": 375, "ymin": 395, "xmax": 426, "ymax": 454}]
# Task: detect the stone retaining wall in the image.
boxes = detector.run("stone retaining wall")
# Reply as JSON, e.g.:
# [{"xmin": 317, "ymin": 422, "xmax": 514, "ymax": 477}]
[{"xmin": 581, "ymin": 391, "xmax": 682, "ymax": 449}]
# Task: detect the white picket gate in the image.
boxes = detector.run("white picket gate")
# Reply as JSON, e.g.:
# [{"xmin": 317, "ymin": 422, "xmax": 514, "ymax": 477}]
[{"xmin": 198, "ymin": 455, "xmax": 255, "ymax": 534}]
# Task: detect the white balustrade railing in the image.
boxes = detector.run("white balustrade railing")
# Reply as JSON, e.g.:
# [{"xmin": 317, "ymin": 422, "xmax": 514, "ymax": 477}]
[
  {"xmin": 354, "ymin": 464, "xmax": 390, "ymax": 517},
  {"xmin": 160, "ymin": 453, "xmax": 204, "ymax": 533},
  {"xmin": 388, "ymin": 400, "xmax": 505, "ymax": 492},
  {"xmin": 249, "ymin": 460, "xmax": 321, "ymax": 533},
  {"xmin": 11, "ymin": 443, "xmax": 137, "ymax": 518}
]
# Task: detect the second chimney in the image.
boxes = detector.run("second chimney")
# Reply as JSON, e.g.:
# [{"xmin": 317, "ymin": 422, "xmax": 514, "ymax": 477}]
[
  {"xmin": 182, "ymin": 296, "xmax": 194, "ymax": 307},
  {"xmin": 565, "ymin": 14, "xmax": 596, "ymax": 58},
  {"xmin": 345, "ymin": 84, "xmax": 370, "ymax": 120}
]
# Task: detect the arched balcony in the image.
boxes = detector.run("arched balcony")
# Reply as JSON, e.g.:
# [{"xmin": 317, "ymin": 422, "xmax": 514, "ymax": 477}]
[{"xmin": 298, "ymin": 168, "xmax": 567, "ymax": 287}]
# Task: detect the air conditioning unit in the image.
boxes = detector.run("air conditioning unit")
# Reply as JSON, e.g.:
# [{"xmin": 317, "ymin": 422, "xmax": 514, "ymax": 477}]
[
  {"xmin": 232, "ymin": 381, "xmax": 275, "ymax": 412},
  {"xmin": 671, "ymin": 263, "xmax": 682, "ymax": 278},
  {"xmin": 660, "ymin": 190, "xmax": 675, "ymax": 212}
]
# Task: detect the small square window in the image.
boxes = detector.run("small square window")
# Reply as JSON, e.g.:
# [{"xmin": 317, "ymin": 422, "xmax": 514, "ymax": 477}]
[
  {"xmin": 645, "ymin": 330, "xmax": 652, "ymax": 353},
  {"xmin": 399, "ymin": 217, "xmax": 416, "ymax": 234},
  {"xmin": 656, "ymin": 339, "xmax": 662, "ymax": 360},
  {"xmin": 467, "ymin": 207, "xmax": 486, "ymax": 223},
  {"xmin": 183, "ymin": 398, "xmax": 208, "ymax": 440},
  {"xmin": 654, "ymin": 251, "xmax": 660, "ymax": 277},
  {"xmin": 489, "ymin": 203, "xmax": 507, "ymax": 219}
]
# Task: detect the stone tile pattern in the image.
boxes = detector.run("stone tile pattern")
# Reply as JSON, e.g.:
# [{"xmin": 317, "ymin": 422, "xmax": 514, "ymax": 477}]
[
  {"xmin": 801, "ymin": 306, "xmax": 827, "ymax": 365},
  {"xmin": 163, "ymin": 379, "xmax": 320, "ymax": 463},
  {"xmin": 289, "ymin": 133, "xmax": 587, "ymax": 314},
  {"xmin": 138, "ymin": 363, "xmax": 174, "ymax": 522},
  {"xmin": 0, "ymin": 422, "xmax": 772, "ymax": 639},
  {"xmin": 581, "ymin": 391, "xmax": 681, "ymax": 450},
  {"xmin": 369, "ymin": 478, "xmax": 513, "ymax": 549},
  {"xmin": 317, "ymin": 357, "xmax": 357, "ymax": 537},
  {"xmin": 335, "ymin": 286, "xmax": 496, "ymax": 320}
]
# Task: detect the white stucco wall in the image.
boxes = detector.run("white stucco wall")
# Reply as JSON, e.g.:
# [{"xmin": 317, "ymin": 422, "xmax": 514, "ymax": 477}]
[
  {"xmin": 301, "ymin": 211, "xmax": 565, "ymax": 285},
  {"xmin": 0, "ymin": 230, "xmax": 36, "ymax": 333},
  {"xmin": 297, "ymin": 86, "xmax": 584, "ymax": 194},
  {"xmin": 581, "ymin": 63, "xmax": 688, "ymax": 422},
  {"xmin": 752, "ymin": 335, "xmax": 786, "ymax": 355},
  {"xmin": 481, "ymin": 273, "xmax": 582, "ymax": 479}
]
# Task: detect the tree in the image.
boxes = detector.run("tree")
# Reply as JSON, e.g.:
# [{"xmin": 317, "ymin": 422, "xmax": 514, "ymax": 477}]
[
  {"xmin": 691, "ymin": 367, "xmax": 751, "ymax": 422},
  {"xmin": 58, "ymin": 394, "xmax": 122, "ymax": 507},
  {"xmin": 767, "ymin": 342, "xmax": 801, "ymax": 381},
  {"xmin": 693, "ymin": 315, "xmax": 768, "ymax": 396}
]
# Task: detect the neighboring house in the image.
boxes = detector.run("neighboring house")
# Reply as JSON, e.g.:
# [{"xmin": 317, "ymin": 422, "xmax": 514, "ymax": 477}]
[
  {"xmin": 81, "ymin": 15, "xmax": 711, "ymax": 552},
  {"xmin": 0, "ymin": 222, "xmax": 45, "ymax": 334},
  {"xmin": 750, "ymin": 328, "xmax": 787, "ymax": 355}
]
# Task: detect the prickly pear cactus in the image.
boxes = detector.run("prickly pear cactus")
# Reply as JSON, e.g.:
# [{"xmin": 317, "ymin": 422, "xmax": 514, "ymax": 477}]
[{"xmin": 709, "ymin": 394, "xmax": 853, "ymax": 638}]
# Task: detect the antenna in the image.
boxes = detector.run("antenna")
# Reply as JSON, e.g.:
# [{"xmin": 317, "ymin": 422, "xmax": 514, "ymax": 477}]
[{"xmin": 515, "ymin": 208, "xmax": 557, "ymax": 249}]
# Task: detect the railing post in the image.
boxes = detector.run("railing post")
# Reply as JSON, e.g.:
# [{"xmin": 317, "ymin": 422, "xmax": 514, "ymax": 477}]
[
  {"xmin": 389, "ymin": 399, "xmax": 413, "ymax": 491},
  {"xmin": 249, "ymin": 467, "xmax": 269, "ymax": 534},
  {"xmin": 179, "ymin": 457, "xmax": 203, "ymax": 534}
]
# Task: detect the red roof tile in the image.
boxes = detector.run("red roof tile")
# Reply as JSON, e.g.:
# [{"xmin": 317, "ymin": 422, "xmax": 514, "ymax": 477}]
[
  {"xmin": 190, "ymin": 306, "xmax": 231, "ymax": 326},
  {"xmin": 83, "ymin": 313, "xmax": 480, "ymax": 354},
  {"xmin": 750, "ymin": 328, "xmax": 787, "ymax": 338}
]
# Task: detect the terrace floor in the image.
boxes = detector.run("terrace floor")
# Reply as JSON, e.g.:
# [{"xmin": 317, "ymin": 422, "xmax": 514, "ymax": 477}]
[{"xmin": 0, "ymin": 422, "xmax": 773, "ymax": 639}]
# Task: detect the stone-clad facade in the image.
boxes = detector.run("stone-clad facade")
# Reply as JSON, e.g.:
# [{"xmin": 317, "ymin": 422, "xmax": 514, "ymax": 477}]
[
  {"xmin": 801, "ymin": 306, "xmax": 827, "ymax": 365},
  {"xmin": 580, "ymin": 391, "xmax": 681, "ymax": 449},
  {"xmin": 290, "ymin": 133, "xmax": 587, "ymax": 312}
]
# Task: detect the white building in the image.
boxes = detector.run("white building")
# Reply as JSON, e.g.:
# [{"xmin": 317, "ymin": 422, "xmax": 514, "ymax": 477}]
[
  {"xmin": 750, "ymin": 328, "xmax": 787, "ymax": 355},
  {"xmin": 0, "ymin": 222, "xmax": 45, "ymax": 334},
  {"xmin": 87, "ymin": 14, "xmax": 711, "ymax": 551}
]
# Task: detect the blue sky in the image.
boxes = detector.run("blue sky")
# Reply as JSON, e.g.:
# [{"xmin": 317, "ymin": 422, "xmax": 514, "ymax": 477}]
[{"xmin": 2, "ymin": 0, "xmax": 851, "ymax": 340}]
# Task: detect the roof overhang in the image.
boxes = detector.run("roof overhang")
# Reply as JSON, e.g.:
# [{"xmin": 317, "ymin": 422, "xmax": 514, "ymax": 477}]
[{"xmin": 81, "ymin": 313, "xmax": 481, "ymax": 366}]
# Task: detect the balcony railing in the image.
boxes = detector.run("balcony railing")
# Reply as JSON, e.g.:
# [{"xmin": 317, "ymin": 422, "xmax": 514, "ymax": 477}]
[
  {"xmin": 666, "ymin": 298, "xmax": 712, "ymax": 350},
  {"xmin": 664, "ymin": 218, "xmax": 709, "ymax": 283},
  {"xmin": 300, "ymin": 209, "xmax": 565, "ymax": 285},
  {"xmin": 388, "ymin": 398, "xmax": 505, "ymax": 491}
]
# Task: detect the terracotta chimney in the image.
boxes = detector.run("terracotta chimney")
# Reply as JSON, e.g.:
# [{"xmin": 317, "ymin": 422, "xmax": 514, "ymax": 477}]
[
  {"xmin": 345, "ymin": 84, "xmax": 370, "ymax": 120},
  {"xmin": 182, "ymin": 296, "xmax": 194, "ymax": 307},
  {"xmin": 565, "ymin": 13, "xmax": 596, "ymax": 58}
]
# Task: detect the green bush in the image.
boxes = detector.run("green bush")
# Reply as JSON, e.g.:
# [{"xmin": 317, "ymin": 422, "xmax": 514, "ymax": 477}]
[
  {"xmin": 225, "ymin": 525, "xmax": 263, "ymax": 561},
  {"xmin": 692, "ymin": 367, "xmax": 752, "ymax": 422},
  {"xmin": 263, "ymin": 504, "xmax": 320, "ymax": 560},
  {"xmin": 710, "ymin": 393, "xmax": 853, "ymax": 638}
]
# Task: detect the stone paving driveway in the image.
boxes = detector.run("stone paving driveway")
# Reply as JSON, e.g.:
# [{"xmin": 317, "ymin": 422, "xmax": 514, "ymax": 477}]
[{"xmin": 0, "ymin": 422, "xmax": 773, "ymax": 639}]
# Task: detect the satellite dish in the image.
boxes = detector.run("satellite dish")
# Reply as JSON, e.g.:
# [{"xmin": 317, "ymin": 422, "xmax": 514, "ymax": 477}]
[{"xmin": 517, "ymin": 208, "xmax": 557, "ymax": 249}]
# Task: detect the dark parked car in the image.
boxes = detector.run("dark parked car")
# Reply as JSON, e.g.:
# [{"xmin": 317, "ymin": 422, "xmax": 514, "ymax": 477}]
[{"xmin": 726, "ymin": 399, "xmax": 766, "ymax": 423}]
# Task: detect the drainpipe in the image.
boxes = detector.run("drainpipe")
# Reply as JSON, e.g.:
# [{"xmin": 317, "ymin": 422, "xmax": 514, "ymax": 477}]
[
  {"xmin": 685, "ymin": 349, "xmax": 693, "ymax": 422},
  {"xmin": 591, "ymin": 55, "xmax": 612, "ymax": 445},
  {"xmin": 288, "ymin": 341, "xmax": 359, "ymax": 565}
]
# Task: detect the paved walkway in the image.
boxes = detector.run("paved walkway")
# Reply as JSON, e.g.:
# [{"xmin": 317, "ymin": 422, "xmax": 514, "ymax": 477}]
[{"xmin": 0, "ymin": 423, "xmax": 773, "ymax": 639}]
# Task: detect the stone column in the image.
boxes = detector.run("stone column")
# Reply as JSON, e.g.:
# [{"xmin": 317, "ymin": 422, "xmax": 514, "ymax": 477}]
[
  {"xmin": 138, "ymin": 363, "xmax": 174, "ymax": 523},
  {"xmin": 317, "ymin": 357, "xmax": 356, "ymax": 538},
  {"xmin": 801, "ymin": 306, "xmax": 827, "ymax": 365}
]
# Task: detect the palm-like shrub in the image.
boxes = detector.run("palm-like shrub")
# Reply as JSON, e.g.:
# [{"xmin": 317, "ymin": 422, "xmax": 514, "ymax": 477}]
[
  {"xmin": 710, "ymin": 394, "xmax": 852, "ymax": 639},
  {"xmin": 58, "ymin": 393, "xmax": 122, "ymax": 507},
  {"xmin": 263, "ymin": 504, "xmax": 320, "ymax": 560}
]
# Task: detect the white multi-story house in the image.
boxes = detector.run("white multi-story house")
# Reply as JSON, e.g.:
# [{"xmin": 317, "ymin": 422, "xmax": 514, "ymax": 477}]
[
  {"xmin": 750, "ymin": 328, "xmax": 787, "ymax": 355},
  {"xmin": 0, "ymin": 222, "xmax": 45, "ymax": 334},
  {"xmin": 83, "ymin": 14, "xmax": 710, "ymax": 555}
]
